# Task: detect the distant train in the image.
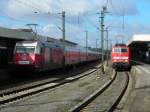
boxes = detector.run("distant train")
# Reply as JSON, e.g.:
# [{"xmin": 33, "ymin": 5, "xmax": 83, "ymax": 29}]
[
  {"xmin": 111, "ymin": 44, "xmax": 131, "ymax": 71},
  {"xmin": 13, "ymin": 40, "xmax": 101, "ymax": 72}
]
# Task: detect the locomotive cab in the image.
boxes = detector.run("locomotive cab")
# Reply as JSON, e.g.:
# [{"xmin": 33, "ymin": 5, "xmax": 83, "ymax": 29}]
[
  {"xmin": 13, "ymin": 41, "xmax": 41, "ymax": 69},
  {"xmin": 111, "ymin": 44, "xmax": 131, "ymax": 71}
]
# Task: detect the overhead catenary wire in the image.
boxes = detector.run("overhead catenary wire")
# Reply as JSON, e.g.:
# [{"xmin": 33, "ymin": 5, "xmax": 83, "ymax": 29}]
[
  {"xmin": 1, "ymin": 15, "xmax": 27, "ymax": 24},
  {"xmin": 81, "ymin": 0, "xmax": 127, "ymax": 49},
  {"xmin": 11, "ymin": 0, "xmax": 99, "ymax": 35},
  {"xmin": 121, "ymin": 0, "xmax": 125, "ymax": 30},
  {"xmin": 108, "ymin": 0, "xmax": 126, "ymax": 31},
  {"xmin": 15, "ymin": 0, "xmax": 62, "ymax": 19},
  {"xmin": 10, "ymin": 0, "xmax": 66, "ymax": 34},
  {"xmin": 15, "ymin": 0, "xmax": 41, "ymax": 12},
  {"xmin": 83, "ymin": 14, "xmax": 100, "ymax": 30},
  {"xmin": 109, "ymin": 0, "xmax": 118, "ymax": 15},
  {"xmin": 0, "ymin": 0, "xmax": 45, "ymax": 26},
  {"xmin": 3, "ymin": 0, "xmax": 127, "ymax": 48},
  {"xmin": 105, "ymin": 0, "xmax": 109, "ymax": 8}
]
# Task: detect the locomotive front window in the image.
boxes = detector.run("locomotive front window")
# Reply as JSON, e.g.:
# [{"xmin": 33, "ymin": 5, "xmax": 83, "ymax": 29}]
[
  {"xmin": 15, "ymin": 46, "xmax": 35, "ymax": 54},
  {"xmin": 114, "ymin": 48, "xmax": 121, "ymax": 52},
  {"xmin": 121, "ymin": 48, "xmax": 128, "ymax": 52},
  {"xmin": 114, "ymin": 48, "xmax": 128, "ymax": 53}
]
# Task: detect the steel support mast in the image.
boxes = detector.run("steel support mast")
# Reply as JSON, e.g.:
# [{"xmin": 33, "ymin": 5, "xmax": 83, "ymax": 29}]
[
  {"xmin": 100, "ymin": 6, "xmax": 107, "ymax": 73},
  {"xmin": 62, "ymin": 11, "xmax": 66, "ymax": 68},
  {"xmin": 85, "ymin": 30, "xmax": 88, "ymax": 60},
  {"xmin": 106, "ymin": 29, "xmax": 109, "ymax": 66}
]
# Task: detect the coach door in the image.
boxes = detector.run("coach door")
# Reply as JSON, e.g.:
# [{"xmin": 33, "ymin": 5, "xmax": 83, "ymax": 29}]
[{"xmin": 41, "ymin": 47, "xmax": 51, "ymax": 70}]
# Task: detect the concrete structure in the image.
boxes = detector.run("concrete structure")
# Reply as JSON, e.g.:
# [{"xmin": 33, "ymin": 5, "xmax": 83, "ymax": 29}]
[
  {"xmin": 128, "ymin": 34, "xmax": 150, "ymax": 46},
  {"xmin": 123, "ymin": 62, "xmax": 150, "ymax": 112},
  {"xmin": 0, "ymin": 26, "xmax": 48, "ymax": 41},
  {"xmin": 128, "ymin": 34, "xmax": 150, "ymax": 62}
]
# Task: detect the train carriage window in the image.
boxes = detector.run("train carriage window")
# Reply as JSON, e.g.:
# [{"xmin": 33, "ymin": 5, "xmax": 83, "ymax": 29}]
[{"xmin": 15, "ymin": 46, "xmax": 35, "ymax": 54}]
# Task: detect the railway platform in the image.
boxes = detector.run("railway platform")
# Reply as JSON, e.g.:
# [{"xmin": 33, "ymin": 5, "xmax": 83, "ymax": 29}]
[{"xmin": 122, "ymin": 62, "xmax": 150, "ymax": 112}]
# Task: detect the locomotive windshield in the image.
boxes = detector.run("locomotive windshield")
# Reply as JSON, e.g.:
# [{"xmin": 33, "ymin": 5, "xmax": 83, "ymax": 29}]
[
  {"xmin": 15, "ymin": 46, "xmax": 35, "ymax": 54},
  {"xmin": 114, "ymin": 48, "xmax": 128, "ymax": 53},
  {"xmin": 121, "ymin": 48, "xmax": 128, "ymax": 52}
]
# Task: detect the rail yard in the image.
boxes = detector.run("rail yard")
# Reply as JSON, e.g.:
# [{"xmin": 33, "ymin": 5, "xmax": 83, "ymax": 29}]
[{"xmin": 0, "ymin": 0, "xmax": 150, "ymax": 112}]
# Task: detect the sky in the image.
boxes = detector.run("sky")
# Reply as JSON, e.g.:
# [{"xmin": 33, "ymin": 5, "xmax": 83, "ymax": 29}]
[{"xmin": 0, "ymin": 0, "xmax": 150, "ymax": 48}]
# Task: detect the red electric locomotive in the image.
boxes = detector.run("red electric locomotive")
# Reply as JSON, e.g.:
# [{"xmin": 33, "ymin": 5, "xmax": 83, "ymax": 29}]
[
  {"xmin": 111, "ymin": 44, "xmax": 131, "ymax": 71},
  {"xmin": 13, "ymin": 40, "xmax": 101, "ymax": 72},
  {"xmin": 13, "ymin": 41, "xmax": 63, "ymax": 71}
]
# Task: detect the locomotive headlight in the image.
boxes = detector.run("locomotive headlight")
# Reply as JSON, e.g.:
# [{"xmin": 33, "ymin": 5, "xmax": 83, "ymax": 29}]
[
  {"xmin": 114, "ymin": 60, "xmax": 117, "ymax": 62},
  {"xmin": 125, "ymin": 60, "xmax": 128, "ymax": 62}
]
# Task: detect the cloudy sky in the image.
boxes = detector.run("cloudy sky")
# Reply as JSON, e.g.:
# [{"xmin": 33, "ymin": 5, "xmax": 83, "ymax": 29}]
[{"xmin": 0, "ymin": 0, "xmax": 150, "ymax": 48}]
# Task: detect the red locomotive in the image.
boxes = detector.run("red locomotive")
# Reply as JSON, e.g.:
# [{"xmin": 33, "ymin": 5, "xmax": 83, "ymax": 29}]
[
  {"xmin": 111, "ymin": 44, "xmax": 131, "ymax": 71},
  {"xmin": 13, "ymin": 40, "xmax": 101, "ymax": 72}
]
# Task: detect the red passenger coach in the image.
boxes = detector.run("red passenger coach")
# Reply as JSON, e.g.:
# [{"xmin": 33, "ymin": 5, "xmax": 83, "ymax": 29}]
[{"xmin": 111, "ymin": 44, "xmax": 131, "ymax": 71}]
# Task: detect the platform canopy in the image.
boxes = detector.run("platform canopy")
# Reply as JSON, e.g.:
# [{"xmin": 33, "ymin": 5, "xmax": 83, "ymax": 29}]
[
  {"xmin": 128, "ymin": 34, "xmax": 150, "ymax": 46},
  {"xmin": 0, "ymin": 26, "xmax": 48, "ymax": 41}
]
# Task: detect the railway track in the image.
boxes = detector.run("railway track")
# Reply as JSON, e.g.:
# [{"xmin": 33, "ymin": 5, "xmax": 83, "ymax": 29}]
[
  {"xmin": 0, "ymin": 61, "xmax": 99, "ymax": 90},
  {"xmin": 0, "ymin": 64, "xmax": 101, "ymax": 108},
  {"xmin": 69, "ymin": 71, "xmax": 130, "ymax": 112}
]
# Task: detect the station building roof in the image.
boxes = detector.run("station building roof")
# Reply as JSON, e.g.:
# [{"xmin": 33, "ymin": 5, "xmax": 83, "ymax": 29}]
[
  {"xmin": 0, "ymin": 26, "xmax": 47, "ymax": 41},
  {"xmin": 128, "ymin": 34, "xmax": 150, "ymax": 46},
  {"xmin": 0, "ymin": 26, "xmax": 80, "ymax": 47}
]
